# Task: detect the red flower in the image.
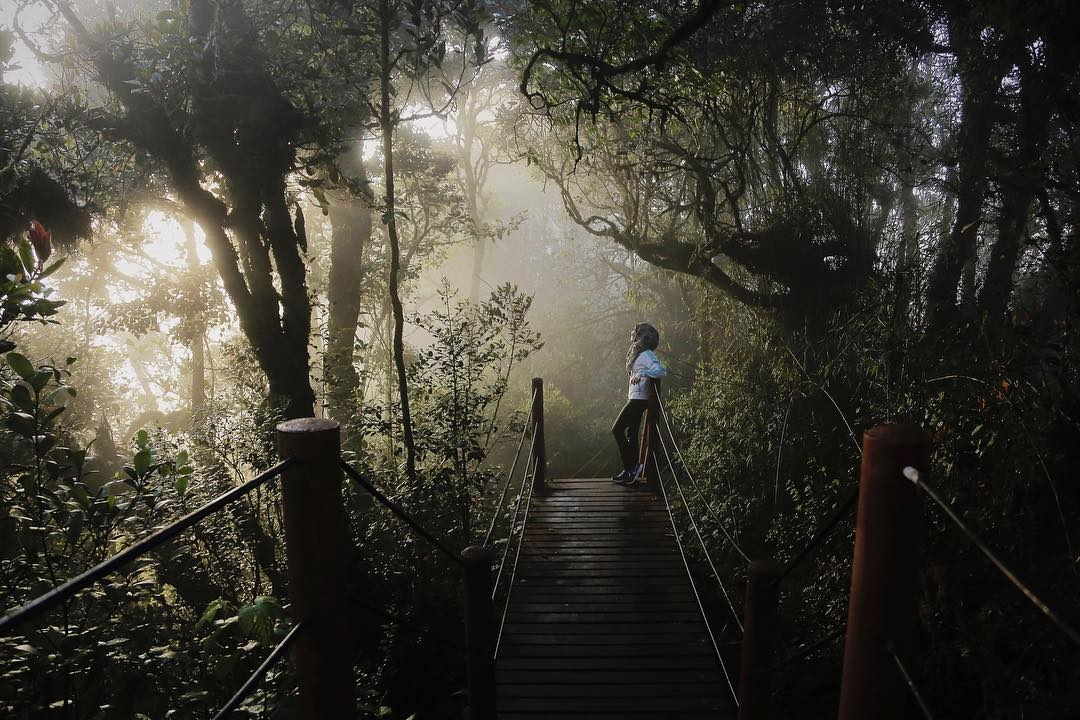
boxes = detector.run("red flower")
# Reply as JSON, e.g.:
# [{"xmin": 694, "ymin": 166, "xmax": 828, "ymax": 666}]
[{"xmin": 27, "ymin": 220, "xmax": 52, "ymax": 266}]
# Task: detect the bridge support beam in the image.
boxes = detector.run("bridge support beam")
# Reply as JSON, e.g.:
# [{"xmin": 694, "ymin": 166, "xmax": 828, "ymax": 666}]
[
  {"xmin": 276, "ymin": 418, "xmax": 354, "ymax": 719},
  {"xmin": 532, "ymin": 377, "xmax": 546, "ymax": 492},
  {"xmin": 838, "ymin": 424, "xmax": 929, "ymax": 720},
  {"xmin": 738, "ymin": 559, "xmax": 780, "ymax": 720},
  {"xmin": 462, "ymin": 545, "xmax": 498, "ymax": 720}
]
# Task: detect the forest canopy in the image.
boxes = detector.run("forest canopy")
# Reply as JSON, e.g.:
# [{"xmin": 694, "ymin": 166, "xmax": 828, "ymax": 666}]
[{"xmin": 1, "ymin": 0, "xmax": 1078, "ymax": 718}]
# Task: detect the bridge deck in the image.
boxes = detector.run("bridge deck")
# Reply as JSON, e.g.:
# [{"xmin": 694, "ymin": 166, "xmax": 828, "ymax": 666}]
[{"xmin": 495, "ymin": 478, "xmax": 734, "ymax": 718}]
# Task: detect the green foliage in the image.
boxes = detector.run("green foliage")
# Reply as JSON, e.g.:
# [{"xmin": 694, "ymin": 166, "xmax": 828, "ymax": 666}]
[{"xmin": 668, "ymin": 282, "xmax": 1080, "ymax": 718}]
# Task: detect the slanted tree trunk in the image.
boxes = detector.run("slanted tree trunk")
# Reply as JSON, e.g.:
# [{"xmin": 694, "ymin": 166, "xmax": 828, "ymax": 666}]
[{"xmin": 60, "ymin": 0, "xmax": 317, "ymax": 420}]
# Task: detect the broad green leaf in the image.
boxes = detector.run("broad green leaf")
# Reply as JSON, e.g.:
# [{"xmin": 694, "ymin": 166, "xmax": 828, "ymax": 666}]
[
  {"xmin": 7, "ymin": 352, "xmax": 34, "ymax": 379},
  {"xmin": 133, "ymin": 449, "xmax": 152, "ymax": 475}
]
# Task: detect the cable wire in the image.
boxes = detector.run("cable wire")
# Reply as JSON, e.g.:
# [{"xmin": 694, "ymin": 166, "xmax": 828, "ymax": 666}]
[
  {"xmin": 340, "ymin": 461, "xmax": 466, "ymax": 570},
  {"xmin": 482, "ymin": 392, "xmax": 535, "ymax": 547},
  {"xmin": 887, "ymin": 641, "xmax": 935, "ymax": 720},
  {"xmin": 491, "ymin": 429, "xmax": 537, "ymax": 601},
  {"xmin": 656, "ymin": 429, "xmax": 743, "ymax": 633},
  {"xmin": 770, "ymin": 486, "xmax": 859, "ymax": 588},
  {"xmin": 568, "ymin": 444, "xmax": 609, "ymax": 480},
  {"xmin": 211, "ymin": 621, "xmax": 305, "ymax": 720},
  {"xmin": 655, "ymin": 453, "xmax": 740, "ymax": 706},
  {"xmin": 655, "ymin": 397, "xmax": 750, "ymax": 563},
  {"xmin": 493, "ymin": 451, "xmax": 539, "ymax": 659},
  {"xmin": 903, "ymin": 466, "xmax": 1080, "ymax": 648},
  {"xmin": 0, "ymin": 457, "xmax": 299, "ymax": 635}
]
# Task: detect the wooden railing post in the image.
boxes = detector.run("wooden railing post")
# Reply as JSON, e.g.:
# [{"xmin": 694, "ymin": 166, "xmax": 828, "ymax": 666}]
[
  {"xmin": 640, "ymin": 380, "xmax": 661, "ymax": 484},
  {"xmin": 461, "ymin": 545, "xmax": 497, "ymax": 720},
  {"xmin": 276, "ymin": 418, "xmax": 354, "ymax": 719},
  {"xmin": 531, "ymin": 377, "xmax": 546, "ymax": 492},
  {"xmin": 837, "ymin": 424, "xmax": 929, "ymax": 720},
  {"xmin": 738, "ymin": 559, "xmax": 780, "ymax": 720}
]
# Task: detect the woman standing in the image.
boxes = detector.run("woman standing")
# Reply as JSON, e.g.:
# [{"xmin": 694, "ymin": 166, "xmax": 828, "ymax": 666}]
[{"xmin": 611, "ymin": 323, "xmax": 667, "ymax": 485}]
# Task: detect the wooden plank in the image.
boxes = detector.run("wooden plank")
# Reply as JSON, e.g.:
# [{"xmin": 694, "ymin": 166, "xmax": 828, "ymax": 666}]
[{"xmin": 495, "ymin": 475, "xmax": 734, "ymax": 717}]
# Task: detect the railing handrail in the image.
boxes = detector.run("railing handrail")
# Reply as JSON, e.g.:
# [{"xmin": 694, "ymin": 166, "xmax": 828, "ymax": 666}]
[
  {"xmin": 903, "ymin": 466, "xmax": 1080, "ymax": 648},
  {"xmin": 0, "ymin": 456, "xmax": 299, "ymax": 636},
  {"xmin": 482, "ymin": 388, "xmax": 538, "ymax": 548},
  {"xmin": 652, "ymin": 451, "xmax": 740, "ymax": 707},
  {"xmin": 492, "ymin": 436, "xmax": 540, "ymax": 659},
  {"xmin": 655, "ymin": 393, "xmax": 750, "ymax": 563},
  {"xmin": 655, "ymin": 427, "xmax": 744, "ymax": 632},
  {"xmin": 769, "ymin": 486, "xmax": 859, "ymax": 588},
  {"xmin": 491, "ymin": 426, "xmax": 538, "ymax": 601},
  {"xmin": 340, "ymin": 460, "xmax": 467, "ymax": 570},
  {"xmin": 211, "ymin": 621, "xmax": 306, "ymax": 720}
]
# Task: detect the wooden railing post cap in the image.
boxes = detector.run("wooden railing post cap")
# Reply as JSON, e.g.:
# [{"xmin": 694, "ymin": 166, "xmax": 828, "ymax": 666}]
[{"xmin": 276, "ymin": 417, "xmax": 339, "ymax": 435}]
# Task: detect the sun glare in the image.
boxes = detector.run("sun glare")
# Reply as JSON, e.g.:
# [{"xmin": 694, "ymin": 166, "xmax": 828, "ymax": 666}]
[{"xmin": 142, "ymin": 211, "xmax": 212, "ymax": 267}]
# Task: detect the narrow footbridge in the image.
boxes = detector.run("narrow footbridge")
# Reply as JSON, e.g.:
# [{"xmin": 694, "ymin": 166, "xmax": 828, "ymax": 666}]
[
  {"xmin": 3, "ymin": 378, "xmax": 1076, "ymax": 719},
  {"xmin": 494, "ymin": 477, "xmax": 734, "ymax": 719}
]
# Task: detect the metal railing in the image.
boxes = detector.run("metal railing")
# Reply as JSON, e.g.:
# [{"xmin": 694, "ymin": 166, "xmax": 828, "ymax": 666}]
[
  {"xmin": 0, "ymin": 457, "xmax": 301, "ymax": 719},
  {"xmin": 0, "ymin": 379, "xmax": 552, "ymax": 720},
  {"xmin": 337, "ymin": 377, "xmax": 548, "ymax": 720},
  {"xmin": 649, "ymin": 383, "xmax": 1079, "ymax": 720}
]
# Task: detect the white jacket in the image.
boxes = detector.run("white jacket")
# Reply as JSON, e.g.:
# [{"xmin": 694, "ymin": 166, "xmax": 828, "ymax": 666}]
[{"xmin": 627, "ymin": 350, "xmax": 667, "ymax": 400}]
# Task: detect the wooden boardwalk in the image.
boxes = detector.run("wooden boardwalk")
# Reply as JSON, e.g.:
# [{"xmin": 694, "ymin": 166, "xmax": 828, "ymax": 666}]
[{"xmin": 495, "ymin": 478, "xmax": 735, "ymax": 719}]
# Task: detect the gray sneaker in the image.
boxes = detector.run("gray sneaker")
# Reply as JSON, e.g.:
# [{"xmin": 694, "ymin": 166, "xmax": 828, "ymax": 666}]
[{"xmin": 612, "ymin": 470, "xmax": 631, "ymax": 484}]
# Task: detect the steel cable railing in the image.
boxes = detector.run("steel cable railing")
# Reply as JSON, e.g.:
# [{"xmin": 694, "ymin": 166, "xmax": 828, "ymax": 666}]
[
  {"xmin": 903, "ymin": 466, "xmax": 1080, "ymax": 648},
  {"xmin": 568, "ymin": 444, "xmax": 608, "ymax": 480},
  {"xmin": 0, "ymin": 456, "xmax": 299, "ymax": 635},
  {"xmin": 211, "ymin": 621, "xmax": 305, "ymax": 720},
  {"xmin": 655, "ymin": 427, "xmax": 744, "ymax": 633},
  {"xmin": 887, "ymin": 640, "xmax": 934, "ymax": 720},
  {"xmin": 482, "ymin": 390, "xmax": 537, "ymax": 548},
  {"xmin": 492, "ymin": 443, "xmax": 539, "ymax": 659},
  {"xmin": 0, "ymin": 457, "xmax": 302, "ymax": 719},
  {"xmin": 769, "ymin": 487, "xmax": 859, "ymax": 589},
  {"xmin": 655, "ymin": 397, "xmax": 750, "ymax": 563},
  {"xmin": 491, "ymin": 428, "xmax": 538, "ymax": 600},
  {"xmin": 340, "ymin": 461, "xmax": 467, "ymax": 570},
  {"xmin": 653, "ymin": 451, "xmax": 740, "ymax": 707}
]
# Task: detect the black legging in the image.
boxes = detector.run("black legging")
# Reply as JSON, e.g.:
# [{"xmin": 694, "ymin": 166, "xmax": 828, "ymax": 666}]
[{"xmin": 611, "ymin": 399, "xmax": 648, "ymax": 473}]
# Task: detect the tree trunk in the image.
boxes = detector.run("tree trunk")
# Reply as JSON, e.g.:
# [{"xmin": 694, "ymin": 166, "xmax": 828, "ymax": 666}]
[
  {"xmin": 925, "ymin": 19, "xmax": 1000, "ymax": 330},
  {"xmin": 325, "ymin": 184, "xmax": 371, "ymax": 426},
  {"xmin": 380, "ymin": 0, "xmax": 418, "ymax": 484},
  {"xmin": 978, "ymin": 62, "xmax": 1049, "ymax": 334},
  {"xmin": 182, "ymin": 217, "xmax": 207, "ymax": 417}
]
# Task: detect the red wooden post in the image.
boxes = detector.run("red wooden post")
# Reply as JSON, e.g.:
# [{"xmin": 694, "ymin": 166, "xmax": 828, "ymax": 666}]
[
  {"xmin": 461, "ymin": 545, "xmax": 497, "ymax": 720},
  {"xmin": 276, "ymin": 418, "xmax": 354, "ymax": 719},
  {"xmin": 639, "ymin": 380, "xmax": 661, "ymax": 484},
  {"xmin": 738, "ymin": 560, "xmax": 781, "ymax": 720},
  {"xmin": 532, "ymin": 377, "xmax": 546, "ymax": 492},
  {"xmin": 837, "ymin": 424, "xmax": 929, "ymax": 720}
]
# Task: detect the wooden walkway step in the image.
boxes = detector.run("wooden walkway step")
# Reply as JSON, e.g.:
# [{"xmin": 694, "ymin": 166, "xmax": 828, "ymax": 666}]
[{"xmin": 495, "ymin": 478, "xmax": 735, "ymax": 718}]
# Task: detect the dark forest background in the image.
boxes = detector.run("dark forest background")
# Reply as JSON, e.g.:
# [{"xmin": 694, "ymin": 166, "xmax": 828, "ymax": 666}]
[{"xmin": 1, "ymin": 0, "xmax": 1078, "ymax": 717}]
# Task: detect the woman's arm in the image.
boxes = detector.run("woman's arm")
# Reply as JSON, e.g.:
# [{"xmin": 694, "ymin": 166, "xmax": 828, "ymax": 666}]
[{"xmin": 635, "ymin": 351, "xmax": 667, "ymax": 380}]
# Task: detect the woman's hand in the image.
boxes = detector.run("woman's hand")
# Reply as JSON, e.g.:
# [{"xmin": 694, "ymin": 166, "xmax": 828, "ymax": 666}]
[{"xmin": 630, "ymin": 374, "xmax": 642, "ymax": 385}]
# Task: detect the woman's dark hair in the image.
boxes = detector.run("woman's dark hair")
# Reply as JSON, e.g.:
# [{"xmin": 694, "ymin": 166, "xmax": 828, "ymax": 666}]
[{"xmin": 633, "ymin": 323, "xmax": 659, "ymax": 351}]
